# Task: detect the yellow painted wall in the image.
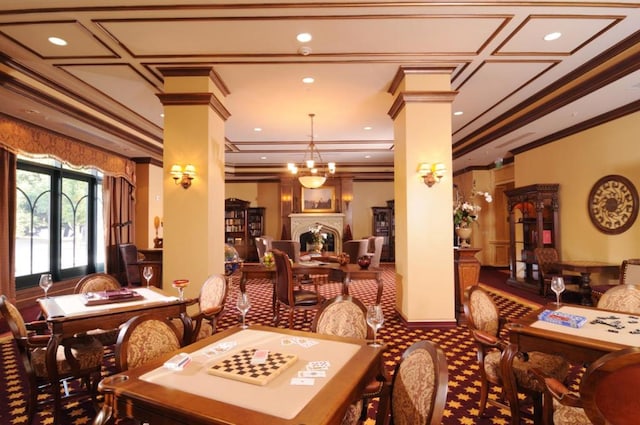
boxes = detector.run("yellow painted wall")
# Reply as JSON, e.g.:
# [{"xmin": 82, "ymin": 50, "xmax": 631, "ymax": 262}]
[
  {"xmin": 515, "ymin": 111, "xmax": 640, "ymax": 284},
  {"xmin": 226, "ymin": 182, "xmax": 280, "ymax": 238},
  {"xmin": 352, "ymin": 182, "xmax": 394, "ymax": 239}
]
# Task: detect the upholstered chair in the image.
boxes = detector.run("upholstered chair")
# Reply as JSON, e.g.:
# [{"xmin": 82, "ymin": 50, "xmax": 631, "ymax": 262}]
[
  {"xmin": 312, "ymin": 295, "xmax": 384, "ymax": 424},
  {"xmin": 532, "ymin": 346, "xmax": 640, "ymax": 425},
  {"xmin": 0, "ymin": 295, "xmax": 104, "ymax": 425},
  {"xmin": 378, "ymin": 339, "xmax": 448, "ymax": 425},
  {"xmin": 534, "ymin": 247, "xmax": 567, "ymax": 297},
  {"xmin": 342, "ymin": 239, "xmax": 369, "ymax": 264},
  {"xmin": 272, "ymin": 248, "xmax": 324, "ymax": 328},
  {"xmin": 367, "ymin": 236, "xmax": 384, "ymax": 267},
  {"xmin": 597, "ymin": 284, "xmax": 640, "ymax": 313},
  {"xmin": 592, "ymin": 258, "xmax": 640, "ymax": 304},
  {"xmin": 74, "ymin": 273, "xmax": 122, "ymax": 346},
  {"xmin": 271, "ymin": 240, "xmax": 301, "ymax": 263},
  {"xmin": 172, "ymin": 274, "xmax": 229, "ymax": 344},
  {"xmin": 115, "ymin": 314, "xmax": 182, "ymax": 372},
  {"xmin": 463, "ymin": 285, "xmax": 570, "ymax": 424}
]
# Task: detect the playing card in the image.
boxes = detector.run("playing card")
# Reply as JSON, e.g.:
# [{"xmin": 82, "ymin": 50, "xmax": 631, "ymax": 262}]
[
  {"xmin": 306, "ymin": 360, "xmax": 330, "ymax": 370},
  {"xmin": 290, "ymin": 377, "xmax": 315, "ymax": 386},
  {"xmin": 298, "ymin": 370, "xmax": 326, "ymax": 378},
  {"xmin": 293, "ymin": 337, "xmax": 319, "ymax": 348}
]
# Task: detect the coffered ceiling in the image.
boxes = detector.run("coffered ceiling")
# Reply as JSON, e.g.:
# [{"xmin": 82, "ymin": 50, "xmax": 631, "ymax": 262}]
[{"xmin": 0, "ymin": 1, "xmax": 639, "ymax": 180}]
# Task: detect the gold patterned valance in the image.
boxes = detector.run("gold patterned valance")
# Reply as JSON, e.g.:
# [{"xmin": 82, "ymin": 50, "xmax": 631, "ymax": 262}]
[{"xmin": 0, "ymin": 115, "xmax": 135, "ymax": 185}]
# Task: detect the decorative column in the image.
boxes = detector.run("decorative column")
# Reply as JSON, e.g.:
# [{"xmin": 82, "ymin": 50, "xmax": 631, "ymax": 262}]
[
  {"xmin": 157, "ymin": 67, "xmax": 229, "ymax": 299},
  {"xmin": 388, "ymin": 66, "xmax": 458, "ymax": 326}
]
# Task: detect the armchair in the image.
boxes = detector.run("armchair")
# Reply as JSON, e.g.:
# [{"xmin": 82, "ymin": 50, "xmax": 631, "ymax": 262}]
[
  {"xmin": 342, "ymin": 239, "xmax": 369, "ymax": 264},
  {"xmin": 118, "ymin": 243, "xmax": 162, "ymax": 287},
  {"xmin": 367, "ymin": 236, "xmax": 384, "ymax": 267}
]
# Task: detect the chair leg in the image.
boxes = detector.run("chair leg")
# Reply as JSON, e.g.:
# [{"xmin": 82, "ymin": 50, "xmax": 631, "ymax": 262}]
[{"xmin": 478, "ymin": 379, "xmax": 489, "ymax": 417}]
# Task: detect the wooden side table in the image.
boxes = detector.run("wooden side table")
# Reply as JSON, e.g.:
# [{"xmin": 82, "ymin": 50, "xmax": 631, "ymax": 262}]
[{"xmin": 454, "ymin": 248, "xmax": 481, "ymax": 323}]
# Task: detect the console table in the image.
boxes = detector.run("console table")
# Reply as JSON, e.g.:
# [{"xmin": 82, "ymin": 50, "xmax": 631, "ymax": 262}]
[{"xmin": 454, "ymin": 248, "xmax": 481, "ymax": 323}]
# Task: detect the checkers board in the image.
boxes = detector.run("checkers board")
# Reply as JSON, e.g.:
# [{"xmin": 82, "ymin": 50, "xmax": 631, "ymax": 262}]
[{"xmin": 207, "ymin": 349, "xmax": 297, "ymax": 386}]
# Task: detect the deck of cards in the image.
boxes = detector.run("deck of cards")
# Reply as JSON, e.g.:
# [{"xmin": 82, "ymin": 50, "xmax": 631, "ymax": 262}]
[
  {"xmin": 290, "ymin": 360, "xmax": 331, "ymax": 386},
  {"xmin": 281, "ymin": 336, "xmax": 319, "ymax": 348}
]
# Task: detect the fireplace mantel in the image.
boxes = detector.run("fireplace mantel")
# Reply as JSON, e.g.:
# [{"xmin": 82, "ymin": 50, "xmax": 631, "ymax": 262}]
[{"xmin": 289, "ymin": 213, "xmax": 345, "ymax": 253}]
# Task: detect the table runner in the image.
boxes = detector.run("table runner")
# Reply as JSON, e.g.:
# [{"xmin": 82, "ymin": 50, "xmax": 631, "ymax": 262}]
[
  {"xmin": 531, "ymin": 305, "xmax": 640, "ymax": 347},
  {"xmin": 140, "ymin": 329, "xmax": 360, "ymax": 420}
]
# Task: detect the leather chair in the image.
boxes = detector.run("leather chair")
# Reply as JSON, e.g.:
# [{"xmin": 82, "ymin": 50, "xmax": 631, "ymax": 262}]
[
  {"xmin": 532, "ymin": 347, "xmax": 640, "ymax": 425},
  {"xmin": 118, "ymin": 243, "xmax": 162, "ymax": 287},
  {"xmin": 271, "ymin": 240, "xmax": 301, "ymax": 263},
  {"xmin": 367, "ymin": 236, "xmax": 384, "ymax": 267},
  {"xmin": 272, "ymin": 248, "xmax": 324, "ymax": 328},
  {"xmin": 342, "ymin": 239, "xmax": 369, "ymax": 264},
  {"xmin": 0, "ymin": 295, "xmax": 104, "ymax": 425},
  {"xmin": 463, "ymin": 285, "xmax": 570, "ymax": 424},
  {"xmin": 376, "ymin": 339, "xmax": 449, "ymax": 425}
]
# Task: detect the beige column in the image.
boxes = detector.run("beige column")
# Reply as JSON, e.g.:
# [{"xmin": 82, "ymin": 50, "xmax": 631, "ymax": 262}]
[
  {"xmin": 388, "ymin": 67, "xmax": 457, "ymax": 325},
  {"xmin": 157, "ymin": 68, "xmax": 229, "ymax": 299}
]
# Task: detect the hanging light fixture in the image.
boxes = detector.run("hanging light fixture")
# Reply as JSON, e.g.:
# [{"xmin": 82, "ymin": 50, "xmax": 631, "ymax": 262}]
[{"xmin": 287, "ymin": 113, "xmax": 336, "ymax": 189}]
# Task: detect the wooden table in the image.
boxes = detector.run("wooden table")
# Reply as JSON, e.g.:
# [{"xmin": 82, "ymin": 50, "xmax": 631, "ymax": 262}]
[
  {"xmin": 552, "ymin": 260, "xmax": 618, "ymax": 305},
  {"xmin": 240, "ymin": 262, "xmax": 384, "ymax": 317},
  {"xmin": 507, "ymin": 303, "xmax": 637, "ymax": 364},
  {"xmin": 94, "ymin": 325, "xmax": 386, "ymax": 425}
]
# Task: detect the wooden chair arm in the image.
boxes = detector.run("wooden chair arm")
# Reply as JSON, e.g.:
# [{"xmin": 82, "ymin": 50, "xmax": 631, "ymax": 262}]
[
  {"xmin": 473, "ymin": 329, "xmax": 500, "ymax": 346},
  {"xmin": 25, "ymin": 320, "xmax": 48, "ymax": 332},
  {"xmin": 26, "ymin": 334, "xmax": 51, "ymax": 347},
  {"xmin": 531, "ymin": 367, "xmax": 582, "ymax": 408}
]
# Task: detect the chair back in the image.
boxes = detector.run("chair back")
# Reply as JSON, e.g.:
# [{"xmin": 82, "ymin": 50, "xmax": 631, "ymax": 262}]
[
  {"xmin": 597, "ymin": 284, "xmax": 640, "ymax": 313},
  {"xmin": 367, "ymin": 236, "xmax": 384, "ymax": 267},
  {"xmin": 311, "ymin": 295, "xmax": 370, "ymax": 339},
  {"xmin": 199, "ymin": 274, "xmax": 228, "ymax": 315},
  {"xmin": 390, "ymin": 339, "xmax": 449, "ymax": 425},
  {"xmin": 580, "ymin": 347, "xmax": 640, "ymax": 425},
  {"xmin": 342, "ymin": 240, "xmax": 369, "ymax": 264},
  {"xmin": 620, "ymin": 259, "xmax": 640, "ymax": 285},
  {"xmin": 272, "ymin": 248, "xmax": 295, "ymax": 307},
  {"xmin": 74, "ymin": 272, "xmax": 121, "ymax": 294},
  {"xmin": 463, "ymin": 285, "xmax": 500, "ymax": 337},
  {"xmin": 119, "ymin": 243, "xmax": 141, "ymax": 286},
  {"xmin": 271, "ymin": 240, "xmax": 301, "ymax": 263},
  {"xmin": 255, "ymin": 237, "xmax": 269, "ymax": 260},
  {"xmin": 0, "ymin": 295, "xmax": 28, "ymax": 339},
  {"xmin": 115, "ymin": 314, "xmax": 181, "ymax": 371},
  {"xmin": 534, "ymin": 247, "xmax": 560, "ymax": 278}
]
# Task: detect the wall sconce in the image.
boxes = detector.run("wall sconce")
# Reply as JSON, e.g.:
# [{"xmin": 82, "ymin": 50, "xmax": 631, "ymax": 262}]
[
  {"xmin": 417, "ymin": 162, "xmax": 446, "ymax": 187},
  {"xmin": 170, "ymin": 164, "xmax": 196, "ymax": 189},
  {"xmin": 343, "ymin": 194, "xmax": 353, "ymax": 209}
]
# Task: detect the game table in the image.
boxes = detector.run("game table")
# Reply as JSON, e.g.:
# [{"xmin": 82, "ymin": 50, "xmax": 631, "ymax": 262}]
[
  {"xmin": 95, "ymin": 325, "xmax": 386, "ymax": 425},
  {"xmin": 507, "ymin": 303, "xmax": 639, "ymax": 364}
]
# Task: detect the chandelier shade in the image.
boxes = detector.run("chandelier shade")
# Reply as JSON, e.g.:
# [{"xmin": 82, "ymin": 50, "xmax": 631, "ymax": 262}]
[{"xmin": 288, "ymin": 113, "xmax": 336, "ymax": 189}]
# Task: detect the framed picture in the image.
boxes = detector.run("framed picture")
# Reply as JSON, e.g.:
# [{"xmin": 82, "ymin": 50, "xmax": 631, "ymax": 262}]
[{"xmin": 302, "ymin": 187, "xmax": 335, "ymax": 212}]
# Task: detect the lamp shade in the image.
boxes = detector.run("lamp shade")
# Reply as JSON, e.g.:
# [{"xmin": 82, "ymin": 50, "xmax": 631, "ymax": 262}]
[{"xmin": 298, "ymin": 175, "xmax": 327, "ymax": 189}]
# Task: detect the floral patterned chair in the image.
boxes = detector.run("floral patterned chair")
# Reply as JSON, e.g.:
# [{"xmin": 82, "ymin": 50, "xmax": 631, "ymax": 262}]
[
  {"xmin": 597, "ymin": 284, "xmax": 640, "ymax": 313},
  {"xmin": 74, "ymin": 273, "xmax": 122, "ymax": 346},
  {"xmin": 380, "ymin": 339, "xmax": 448, "ymax": 425},
  {"xmin": 463, "ymin": 285, "xmax": 570, "ymax": 424},
  {"xmin": 171, "ymin": 274, "xmax": 229, "ymax": 344},
  {"xmin": 532, "ymin": 346, "xmax": 640, "ymax": 425},
  {"xmin": 592, "ymin": 258, "xmax": 640, "ymax": 304},
  {"xmin": 115, "ymin": 314, "xmax": 182, "ymax": 372},
  {"xmin": 0, "ymin": 295, "xmax": 104, "ymax": 425}
]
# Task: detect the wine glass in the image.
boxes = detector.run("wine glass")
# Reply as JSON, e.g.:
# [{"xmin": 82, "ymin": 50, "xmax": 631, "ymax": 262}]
[
  {"xmin": 366, "ymin": 304, "xmax": 385, "ymax": 347},
  {"xmin": 172, "ymin": 279, "xmax": 190, "ymax": 301},
  {"xmin": 142, "ymin": 266, "xmax": 153, "ymax": 288},
  {"xmin": 236, "ymin": 292, "xmax": 251, "ymax": 329},
  {"xmin": 551, "ymin": 276, "xmax": 565, "ymax": 306},
  {"xmin": 39, "ymin": 273, "xmax": 53, "ymax": 298}
]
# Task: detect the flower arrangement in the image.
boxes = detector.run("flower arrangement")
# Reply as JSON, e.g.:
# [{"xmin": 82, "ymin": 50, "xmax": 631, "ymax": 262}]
[
  {"xmin": 309, "ymin": 224, "xmax": 327, "ymax": 244},
  {"xmin": 453, "ymin": 186, "xmax": 492, "ymax": 228}
]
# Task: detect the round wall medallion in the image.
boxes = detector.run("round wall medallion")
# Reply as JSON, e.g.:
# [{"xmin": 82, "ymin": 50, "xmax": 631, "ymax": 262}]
[{"xmin": 588, "ymin": 174, "xmax": 638, "ymax": 234}]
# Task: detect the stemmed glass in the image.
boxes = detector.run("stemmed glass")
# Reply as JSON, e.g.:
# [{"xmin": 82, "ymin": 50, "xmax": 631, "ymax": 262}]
[
  {"xmin": 236, "ymin": 292, "xmax": 251, "ymax": 329},
  {"xmin": 142, "ymin": 266, "xmax": 153, "ymax": 288},
  {"xmin": 551, "ymin": 276, "xmax": 566, "ymax": 306},
  {"xmin": 366, "ymin": 304, "xmax": 385, "ymax": 347},
  {"xmin": 172, "ymin": 279, "xmax": 190, "ymax": 301},
  {"xmin": 39, "ymin": 273, "xmax": 53, "ymax": 298}
]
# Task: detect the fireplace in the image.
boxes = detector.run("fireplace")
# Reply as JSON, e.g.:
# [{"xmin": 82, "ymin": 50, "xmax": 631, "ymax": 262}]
[{"xmin": 289, "ymin": 213, "xmax": 345, "ymax": 253}]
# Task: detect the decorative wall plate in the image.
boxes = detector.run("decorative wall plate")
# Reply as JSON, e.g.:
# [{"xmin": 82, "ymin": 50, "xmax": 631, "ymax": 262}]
[{"xmin": 588, "ymin": 174, "xmax": 638, "ymax": 234}]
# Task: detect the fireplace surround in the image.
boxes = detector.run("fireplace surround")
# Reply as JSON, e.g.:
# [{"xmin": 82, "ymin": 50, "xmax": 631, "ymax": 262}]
[{"xmin": 289, "ymin": 213, "xmax": 345, "ymax": 253}]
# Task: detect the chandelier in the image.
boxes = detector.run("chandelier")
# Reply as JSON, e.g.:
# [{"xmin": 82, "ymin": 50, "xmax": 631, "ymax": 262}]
[{"xmin": 287, "ymin": 113, "xmax": 336, "ymax": 189}]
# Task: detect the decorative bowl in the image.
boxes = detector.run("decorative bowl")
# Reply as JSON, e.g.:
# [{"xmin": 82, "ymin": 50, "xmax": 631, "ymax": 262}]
[{"xmin": 357, "ymin": 255, "xmax": 371, "ymax": 269}]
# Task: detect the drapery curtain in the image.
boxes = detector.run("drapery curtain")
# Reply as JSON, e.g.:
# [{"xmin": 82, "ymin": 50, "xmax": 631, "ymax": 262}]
[
  {"xmin": 0, "ymin": 148, "xmax": 17, "ymax": 300},
  {"xmin": 104, "ymin": 176, "xmax": 136, "ymax": 284}
]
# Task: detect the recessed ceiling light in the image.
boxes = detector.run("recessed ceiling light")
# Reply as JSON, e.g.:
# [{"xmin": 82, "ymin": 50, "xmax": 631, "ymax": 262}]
[
  {"xmin": 48, "ymin": 36, "xmax": 68, "ymax": 46},
  {"xmin": 302, "ymin": 77, "xmax": 314, "ymax": 84},
  {"xmin": 544, "ymin": 32, "xmax": 562, "ymax": 41},
  {"xmin": 260, "ymin": 156, "xmax": 267, "ymax": 160},
  {"xmin": 160, "ymin": 113, "xmax": 164, "ymax": 118},
  {"xmin": 363, "ymin": 126, "xmax": 372, "ymax": 131},
  {"xmin": 297, "ymin": 33, "xmax": 312, "ymax": 43},
  {"xmin": 364, "ymin": 155, "xmax": 371, "ymax": 159},
  {"xmin": 453, "ymin": 111, "xmax": 463, "ymax": 116},
  {"xmin": 254, "ymin": 127, "xmax": 262, "ymax": 132}
]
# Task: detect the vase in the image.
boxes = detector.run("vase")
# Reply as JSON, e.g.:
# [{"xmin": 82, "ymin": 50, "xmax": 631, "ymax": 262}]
[
  {"xmin": 456, "ymin": 227, "xmax": 472, "ymax": 248},
  {"xmin": 309, "ymin": 241, "xmax": 324, "ymax": 255}
]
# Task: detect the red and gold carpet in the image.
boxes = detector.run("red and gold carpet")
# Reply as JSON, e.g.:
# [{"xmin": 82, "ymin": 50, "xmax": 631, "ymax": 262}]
[{"xmin": 1, "ymin": 266, "xmax": 549, "ymax": 424}]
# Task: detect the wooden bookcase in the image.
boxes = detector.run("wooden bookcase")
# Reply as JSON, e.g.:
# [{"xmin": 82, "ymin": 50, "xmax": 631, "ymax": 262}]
[
  {"xmin": 505, "ymin": 184, "xmax": 560, "ymax": 292},
  {"xmin": 225, "ymin": 198, "xmax": 265, "ymax": 262},
  {"xmin": 371, "ymin": 200, "xmax": 395, "ymax": 262}
]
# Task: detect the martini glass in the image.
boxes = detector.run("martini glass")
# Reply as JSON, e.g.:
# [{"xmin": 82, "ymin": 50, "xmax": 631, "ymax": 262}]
[{"xmin": 172, "ymin": 279, "xmax": 190, "ymax": 301}]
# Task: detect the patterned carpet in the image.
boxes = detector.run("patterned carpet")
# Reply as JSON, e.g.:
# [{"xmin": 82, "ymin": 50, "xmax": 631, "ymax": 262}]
[{"xmin": 1, "ymin": 265, "xmax": 548, "ymax": 425}]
